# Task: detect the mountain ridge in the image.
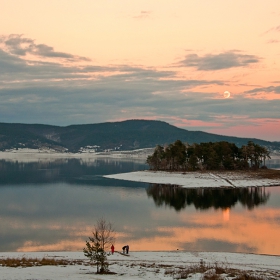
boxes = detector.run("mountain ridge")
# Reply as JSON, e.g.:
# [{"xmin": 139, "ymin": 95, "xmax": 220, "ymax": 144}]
[{"xmin": 0, "ymin": 119, "xmax": 279, "ymax": 153}]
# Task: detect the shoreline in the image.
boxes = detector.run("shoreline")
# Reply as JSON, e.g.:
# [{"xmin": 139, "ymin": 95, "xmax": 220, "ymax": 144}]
[
  {"xmin": 104, "ymin": 170, "xmax": 280, "ymax": 188},
  {"xmin": 0, "ymin": 148, "xmax": 279, "ymax": 161},
  {"xmin": 0, "ymin": 148, "xmax": 153, "ymax": 162},
  {"xmin": 0, "ymin": 251, "xmax": 279, "ymax": 279}
]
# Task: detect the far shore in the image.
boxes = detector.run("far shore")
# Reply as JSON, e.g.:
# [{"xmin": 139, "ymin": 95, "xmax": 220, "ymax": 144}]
[
  {"xmin": 0, "ymin": 147, "xmax": 280, "ymax": 161},
  {"xmin": 0, "ymin": 148, "xmax": 153, "ymax": 162}
]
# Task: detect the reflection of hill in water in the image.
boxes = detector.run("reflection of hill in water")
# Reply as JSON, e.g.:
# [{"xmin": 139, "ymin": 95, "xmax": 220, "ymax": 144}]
[
  {"xmin": 146, "ymin": 184, "xmax": 270, "ymax": 211},
  {"xmin": 0, "ymin": 159, "xmax": 147, "ymax": 188}
]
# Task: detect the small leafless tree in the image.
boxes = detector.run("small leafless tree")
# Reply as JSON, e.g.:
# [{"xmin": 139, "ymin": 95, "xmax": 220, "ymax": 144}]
[
  {"xmin": 83, "ymin": 218, "xmax": 115, "ymax": 273},
  {"xmin": 96, "ymin": 218, "xmax": 115, "ymax": 251}
]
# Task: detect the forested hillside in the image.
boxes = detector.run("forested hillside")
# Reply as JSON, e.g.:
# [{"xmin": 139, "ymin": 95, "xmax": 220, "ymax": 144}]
[{"xmin": 0, "ymin": 120, "xmax": 279, "ymax": 153}]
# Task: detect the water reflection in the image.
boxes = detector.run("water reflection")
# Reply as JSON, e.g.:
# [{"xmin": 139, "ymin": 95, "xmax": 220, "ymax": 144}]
[
  {"xmin": 266, "ymin": 158, "xmax": 280, "ymax": 169},
  {"xmin": 0, "ymin": 158, "xmax": 147, "ymax": 187},
  {"xmin": 147, "ymin": 184, "xmax": 270, "ymax": 211},
  {"xmin": 0, "ymin": 158, "xmax": 279, "ymax": 255}
]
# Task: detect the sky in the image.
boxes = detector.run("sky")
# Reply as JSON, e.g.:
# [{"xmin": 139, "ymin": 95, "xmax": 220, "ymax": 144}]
[{"xmin": 0, "ymin": 0, "xmax": 280, "ymax": 141}]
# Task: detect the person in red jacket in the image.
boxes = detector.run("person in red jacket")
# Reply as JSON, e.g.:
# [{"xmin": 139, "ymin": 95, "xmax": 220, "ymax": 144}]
[{"xmin": 111, "ymin": 244, "xmax": 115, "ymax": 255}]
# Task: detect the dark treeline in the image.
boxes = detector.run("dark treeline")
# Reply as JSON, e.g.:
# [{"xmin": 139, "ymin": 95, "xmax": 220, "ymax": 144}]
[
  {"xmin": 146, "ymin": 184, "xmax": 270, "ymax": 211},
  {"xmin": 147, "ymin": 140, "xmax": 270, "ymax": 171}
]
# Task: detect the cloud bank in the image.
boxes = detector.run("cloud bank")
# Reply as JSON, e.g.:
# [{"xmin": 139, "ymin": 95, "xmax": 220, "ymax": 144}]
[
  {"xmin": 0, "ymin": 34, "xmax": 90, "ymax": 61},
  {"xmin": 178, "ymin": 51, "xmax": 260, "ymax": 71},
  {"xmin": 0, "ymin": 35, "xmax": 279, "ymax": 141}
]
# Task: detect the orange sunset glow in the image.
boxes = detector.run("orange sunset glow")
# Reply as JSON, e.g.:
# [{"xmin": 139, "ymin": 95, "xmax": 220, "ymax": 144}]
[
  {"xmin": 10, "ymin": 205, "xmax": 280, "ymax": 255},
  {"xmin": 222, "ymin": 208, "xmax": 230, "ymax": 222},
  {"xmin": 0, "ymin": 1, "xmax": 280, "ymax": 141}
]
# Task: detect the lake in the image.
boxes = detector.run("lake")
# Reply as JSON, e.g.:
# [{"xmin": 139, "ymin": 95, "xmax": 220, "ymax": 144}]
[{"xmin": 0, "ymin": 157, "xmax": 280, "ymax": 255}]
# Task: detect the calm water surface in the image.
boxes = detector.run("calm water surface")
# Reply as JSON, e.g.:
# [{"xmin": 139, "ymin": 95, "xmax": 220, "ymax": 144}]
[{"xmin": 0, "ymin": 157, "xmax": 279, "ymax": 255}]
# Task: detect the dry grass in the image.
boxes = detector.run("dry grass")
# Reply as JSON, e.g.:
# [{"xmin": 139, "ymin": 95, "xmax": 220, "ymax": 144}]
[
  {"xmin": 1, "ymin": 257, "xmax": 279, "ymax": 280},
  {"xmin": 254, "ymin": 168, "xmax": 280, "ymax": 179},
  {"xmin": 213, "ymin": 169, "xmax": 280, "ymax": 179},
  {"xmin": 234, "ymin": 273, "xmax": 266, "ymax": 280},
  {"xmin": 164, "ymin": 262, "xmax": 279, "ymax": 280},
  {"xmin": 0, "ymin": 257, "xmax": 84, "ymax": 268}
]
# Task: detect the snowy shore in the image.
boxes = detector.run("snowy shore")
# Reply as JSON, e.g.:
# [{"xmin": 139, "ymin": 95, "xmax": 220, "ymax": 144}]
[
  {"xmin": 104, "ymin": 170, "xmax": 280, "ymax": 188},
  {"xmin": 0, "ymin": 251, "xmax": 279, "ymax": 280},
  {"xmin": 0, "ymin": 148, "xmax": 279, "ymax": 162},
  {"xmin": 0, "ymin": 148, "xmax": 280, "ymax": 161},
  {"xmin": 0, "ymin": 148, "xmax": 153, "ymax": 162}
]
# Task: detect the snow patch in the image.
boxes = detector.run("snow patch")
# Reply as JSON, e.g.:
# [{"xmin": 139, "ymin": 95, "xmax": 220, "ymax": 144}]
[{"xmin": 104, "ymin": 171, "xmax": 280, "ymax": 188}]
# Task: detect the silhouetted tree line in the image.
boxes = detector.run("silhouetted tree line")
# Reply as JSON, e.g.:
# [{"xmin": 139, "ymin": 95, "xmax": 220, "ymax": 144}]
[
  {"xmin": 146, "ymin": 140, "xmax": 270, "ymax": 171},
  {"xmin": 146, "ymin": 184, "xmax": 270, "ymax": 211}
]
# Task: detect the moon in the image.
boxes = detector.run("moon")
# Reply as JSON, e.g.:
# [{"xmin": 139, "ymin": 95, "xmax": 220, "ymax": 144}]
[{"xmin": 223, "ymin": 91, "xmax": 230, "ymax": 98}]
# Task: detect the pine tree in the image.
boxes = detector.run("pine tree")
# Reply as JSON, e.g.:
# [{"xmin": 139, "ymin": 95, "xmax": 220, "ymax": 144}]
[{"xmin": 83, "ymin": 218, "xmax": 115, "ymax": 273}]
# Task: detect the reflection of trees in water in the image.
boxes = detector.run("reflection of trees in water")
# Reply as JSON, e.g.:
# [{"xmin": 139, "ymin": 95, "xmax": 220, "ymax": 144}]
[{"xmin": 146, "ymin": 184, "xmax": 270, "ymax": 211}]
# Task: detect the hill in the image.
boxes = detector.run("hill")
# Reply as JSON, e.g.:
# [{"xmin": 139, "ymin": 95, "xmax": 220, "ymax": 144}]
[{"xmin": 0, "ymin": 120, "xmax": 279, "ymax": 153}]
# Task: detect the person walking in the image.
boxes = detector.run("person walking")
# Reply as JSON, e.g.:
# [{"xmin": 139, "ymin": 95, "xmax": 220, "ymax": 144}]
[
  {"xmin": 111, "ymin": 244, "xmax": 115, "ymax": 255},
  {"xmin": 126, "ymin": 245, "xmax": 129, "ymax": 254}
]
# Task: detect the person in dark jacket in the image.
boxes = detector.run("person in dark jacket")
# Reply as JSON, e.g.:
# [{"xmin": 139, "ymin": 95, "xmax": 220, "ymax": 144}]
[
  {"xmin": 111, "ymin": 244, "xmax": 115, "ymax": 255},
  {"xmin": 122, "ymin": 245, "xmax": 127, "ymax": 254}
]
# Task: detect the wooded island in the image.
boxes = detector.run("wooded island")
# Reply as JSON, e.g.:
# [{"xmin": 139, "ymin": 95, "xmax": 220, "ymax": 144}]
[{"xmin": 147, "ymin": 140, "xmax": 270, "ymax": 171}]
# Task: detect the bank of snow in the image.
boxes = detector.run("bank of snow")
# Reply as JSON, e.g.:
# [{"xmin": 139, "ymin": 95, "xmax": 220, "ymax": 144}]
[
  {"xmin": 0, "ymin": 251, "xmax": 279, "ymax": 280},
  {"xmin": 104, "ymin": 171, "xmax": 280, "ymax": 188}
]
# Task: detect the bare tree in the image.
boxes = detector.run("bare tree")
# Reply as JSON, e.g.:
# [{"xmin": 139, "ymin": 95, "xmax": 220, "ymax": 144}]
[
  {"xmin": 83, "ymin": 218, "xmax": 115, "ymax": 273},
  {"xmin": 96, "ymin": 218, "xmax": 115, "ymax": 251}
]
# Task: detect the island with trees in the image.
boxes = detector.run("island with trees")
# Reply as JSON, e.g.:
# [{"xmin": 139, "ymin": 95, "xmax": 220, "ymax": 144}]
[
  {"xmin": 104, "ymin": 140, "xmax": 280, "ymax": 188},
  {"xmin": 146, "ymin": 140, "xmax": 271, "ymax": 171}
]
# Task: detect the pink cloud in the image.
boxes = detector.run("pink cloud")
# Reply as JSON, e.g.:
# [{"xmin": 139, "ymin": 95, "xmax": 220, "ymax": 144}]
[{"xmin": 206, "ymin": 118, "xmax": 280, "ymax": 141}]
